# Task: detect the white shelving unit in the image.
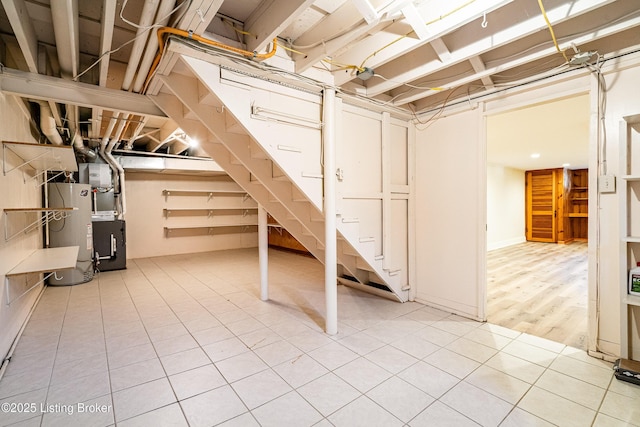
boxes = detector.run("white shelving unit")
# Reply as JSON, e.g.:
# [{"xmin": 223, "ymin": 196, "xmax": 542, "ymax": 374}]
[
  {"xmin": 2, "ymin": 141, "xmax": 81, "ymax": 304},
  {"xmin": 619, "ymin": 113, "xmax": 640, "ymax": 360},
  {"xmin": 2, "ymin": 141, "xmax": 78, "ymax": 185},
  {"xmin": 4, "ymin": 246, "xmax": 79, "ymax": 306}
]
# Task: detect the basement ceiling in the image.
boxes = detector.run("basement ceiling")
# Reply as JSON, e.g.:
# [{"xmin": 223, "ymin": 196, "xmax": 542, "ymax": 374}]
[{"xmin": 0, "ymin": 0, "xmax": 638, "ymax": 158}]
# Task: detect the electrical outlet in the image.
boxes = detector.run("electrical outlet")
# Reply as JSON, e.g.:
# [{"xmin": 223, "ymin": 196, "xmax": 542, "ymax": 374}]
[{"xmin": 599, "ymin": 175, "xmax": 616, "ymax": 193}]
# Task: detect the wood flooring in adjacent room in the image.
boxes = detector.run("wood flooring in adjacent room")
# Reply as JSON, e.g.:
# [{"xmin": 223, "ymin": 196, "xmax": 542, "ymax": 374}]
[{"xmin": 487, "ymin": 241, "xmax": 588, "ymax": 350}]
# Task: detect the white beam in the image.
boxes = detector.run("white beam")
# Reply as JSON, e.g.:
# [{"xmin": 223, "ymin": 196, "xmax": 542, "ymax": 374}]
[
  {"xmin": 50, "ymin": 0, "xmax": 80, "ymax": 79},
  {"xmin": 258, "ymin": 204, "xmax": 269, "ymax": 301},
  {"xmin": 99, "ymin": 0, "xmax": 117, "ymax": 87},
  {"xmin": 468, "ymin": 55, "xmax": 494, "ymax": 89},
  {"xmin": 0, "ymin": 68, "xmax": 166, "ymax": 118},
  {"xmin": 430, "ymin": 38, "xmax": 451, "ymax": 63},
  {"xmin": 1, "ymin": 0, "xmax": 38, "ymax": 72},
  {"xmin": 245, "ymin": 0, "xmax": 315, "ymax": 53},
  {"xmin": 177, "ymin": 0, "xmax": 224, "ymax": 34},
  {"xmin": 323, "ymin": 87, "xmax": 338, "ymax": 336},
  {"xmin": 365, "ymin": 0, "xmax": 619, "ymax": 96},
  {"xmin": 293, "ymin": 0, "xmax": 389, "ymax": 73}
]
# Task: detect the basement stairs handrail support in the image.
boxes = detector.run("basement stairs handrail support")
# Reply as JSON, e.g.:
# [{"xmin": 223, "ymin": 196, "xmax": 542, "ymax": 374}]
[
  {"xmin": 324, "ymin": 87, "xmax": 338, "ymax": 336},
  {"xmin": 258, "ymin": 204, "xmax": 269, "ymax": 302}
]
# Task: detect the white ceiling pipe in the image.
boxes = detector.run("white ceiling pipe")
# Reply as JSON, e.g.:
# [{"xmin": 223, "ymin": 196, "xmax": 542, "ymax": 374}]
[
  {"xmin": 132, "ymin": 0, "xmax": 175, "ymax": 93},
  {"xmin": 106, "ymin": 113, "xmax": 130, "ymax": 218},
  {"xmin": 50, "ymin": 0, "xmax": 79, "ymax": 79},
  {"xmin": 121, "ymin": 0, "xmax": 162, "ymax": 91},
  {"xmin": 100, "ymin": 112, "xmax": 120, "ymax": 156},
  {"xmin": 37, "ymin": 102, "xmax": 63, "ymax": 145}
]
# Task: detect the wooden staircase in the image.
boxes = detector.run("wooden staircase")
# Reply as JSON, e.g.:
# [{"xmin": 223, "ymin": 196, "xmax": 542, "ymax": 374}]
[{"xmin": 149, "ymin": 54, "xmax": 409, "ymax": 302}]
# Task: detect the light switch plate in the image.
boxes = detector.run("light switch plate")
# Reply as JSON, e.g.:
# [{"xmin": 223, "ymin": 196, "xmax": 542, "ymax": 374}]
[{"xmin": 599, "ymin": 175, "xmax": 616, "ymax": 193}]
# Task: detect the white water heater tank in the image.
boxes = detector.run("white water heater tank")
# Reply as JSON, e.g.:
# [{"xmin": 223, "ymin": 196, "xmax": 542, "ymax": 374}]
[{"xmin": 48, "ymin": 183, "xmax": 94, "ymax": 285}]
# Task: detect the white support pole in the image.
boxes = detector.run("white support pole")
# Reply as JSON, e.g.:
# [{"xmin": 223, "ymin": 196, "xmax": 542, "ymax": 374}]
[
  {"xmin": 323, "ymin": 87, "xmax": 338, "ymax": 335},
  {"xmin": 258, "ymin": 204, "xmax": 269, "ymax": 301}
]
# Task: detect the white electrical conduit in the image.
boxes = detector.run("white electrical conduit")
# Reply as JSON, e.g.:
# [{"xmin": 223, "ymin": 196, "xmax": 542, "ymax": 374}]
[
  {"xmin": 121, "ymin": 0, "xmax": 161, "ymax": 91},
  {"xmin": 132, "ymin": 0, "xmax": 175, "ymax": 93},
  {"xmin": 37, "ymin": 102, "xmax": 63, "ymax": 145}
]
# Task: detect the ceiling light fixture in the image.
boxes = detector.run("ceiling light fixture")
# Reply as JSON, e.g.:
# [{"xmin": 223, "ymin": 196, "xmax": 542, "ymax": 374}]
[{"xmin": 530, "ymin": 153, "xmax": 541, "ymax": 159}]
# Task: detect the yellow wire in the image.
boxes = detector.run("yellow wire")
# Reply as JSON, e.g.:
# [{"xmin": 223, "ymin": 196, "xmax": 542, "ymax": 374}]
[
  {"xmin": 222, "ymin": 18, "xmax": 253, "ymax": 36},
  {"xmin": 358, "ymin": 0, "xmax": 478, "ymax": 70},
  {"xmin": 537, "ymin": 0, "xmax": 569, "ymax": 62},
  {"xmin": 280, "ymin": 44, "xmax": 308, "ymax": 56}
]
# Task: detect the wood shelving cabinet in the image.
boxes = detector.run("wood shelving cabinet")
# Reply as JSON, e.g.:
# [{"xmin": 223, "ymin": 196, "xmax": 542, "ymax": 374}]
[
  {"xmin": 619, "ymin": 114, "xmax": 640, "ymax": 361},
  {"xmin": 566, "ymin": 168, "xmax": 588, "ymax": 242}
]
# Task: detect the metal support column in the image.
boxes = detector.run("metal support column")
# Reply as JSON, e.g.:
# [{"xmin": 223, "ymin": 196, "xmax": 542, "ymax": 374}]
[
  {"xmin": 258, "ymin": 204, "xmax": 269, "ymax": 301},
  {"xmin": 323, "ymin": 87, "xmax": 338, "ymax": 335}
]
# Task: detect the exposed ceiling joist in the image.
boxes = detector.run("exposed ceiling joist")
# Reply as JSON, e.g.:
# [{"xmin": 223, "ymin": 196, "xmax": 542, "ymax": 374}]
[
  {"xmin": 430, "ymin": 37, "xmax": 451, "ymax": 63},
  {"xmin": 468, "ymin": 55, "xmax": 494, "ymax": 88},
  {"xmin": 365, "ymin": 0, "xmax": 622, "ymax": 97},
  {"xmin": 393, "ymin": 12, "xmax": 640, "ymax": 106},
  {"xmin": 0, "ymin": 68, "xmax": 166, "ymax": 118},
  {"xmin": 1, "ymin": 0, "xmax": 38, "ymax": 71},
  {"xmin": 332, "ymin": 0, "xmax": 513, "ymax": 87},
  {"xmin": 292, "ymin": 0, "xmax": 385, "ymax": 73},
  {"xmin": 244, "ymin": 0, "xmax": 315, "ymax": 53},
  {"xmin": 177, "ymin": 0, "xmax": 224, "ymax": 34}
]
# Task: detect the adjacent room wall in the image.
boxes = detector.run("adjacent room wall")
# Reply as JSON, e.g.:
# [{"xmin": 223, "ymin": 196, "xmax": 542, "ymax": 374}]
[
  {"xmin": 124, "ymin": 172, "xmax": 258, "ymax": 259},
  {"xmin": 414, "ymin": 108, "xmax": 486, "ymax": 320},
  {"xmin": 487, "ymin": 164, "xmax": 525, "ymax": 250},
  {"xmin": 0, "ymin": 94, "xmax": 43, "ymax": 361}
]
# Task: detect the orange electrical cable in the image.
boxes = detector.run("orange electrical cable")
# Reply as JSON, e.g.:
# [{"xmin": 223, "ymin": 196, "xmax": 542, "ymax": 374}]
[{"xmin": 142, "ymin": 27, "xmax": 278, "ymax": 93}]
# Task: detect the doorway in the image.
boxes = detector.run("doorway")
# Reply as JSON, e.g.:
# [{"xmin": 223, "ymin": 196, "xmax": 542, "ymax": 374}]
[{"xmin": 485, "ymin": 94, "xmax": 590, "ymax": 349}]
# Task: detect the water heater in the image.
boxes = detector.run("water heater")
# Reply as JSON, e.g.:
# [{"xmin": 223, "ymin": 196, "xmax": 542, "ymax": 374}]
[{"xmin": 48, "ymin": 183, "xmax": 94, "ymax": 285}]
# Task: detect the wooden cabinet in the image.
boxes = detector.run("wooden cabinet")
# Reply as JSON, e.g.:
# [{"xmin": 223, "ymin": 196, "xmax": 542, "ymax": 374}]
[{"xmin": 525, "ymin": 167, "xmax": 588, "ymax": 244}]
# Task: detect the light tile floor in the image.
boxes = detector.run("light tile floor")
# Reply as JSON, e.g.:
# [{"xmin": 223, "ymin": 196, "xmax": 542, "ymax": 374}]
[{"xmin": 0, "ymin": 248, "xmax": 638, "ymax": 427}]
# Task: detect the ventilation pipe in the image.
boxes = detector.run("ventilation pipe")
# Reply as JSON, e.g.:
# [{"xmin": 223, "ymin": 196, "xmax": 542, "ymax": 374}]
[
  {"xmin": 101, "ymin": 113, "xmax": 129, "ymax": 219},
  {"xmin": 38, "ymin": 102, "xmax": 63, "ymax": 145},
  {"xmin": 68, "ymin": 105, "xmax": 97, "ymax": 161}
]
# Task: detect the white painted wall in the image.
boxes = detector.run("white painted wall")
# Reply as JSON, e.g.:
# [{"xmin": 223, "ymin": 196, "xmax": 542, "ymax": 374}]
[
  {"xmin": 124, "ymin": 172, "xmax": 258, "ymax": 259},
  {"xmin": 414, "ymin": 108, "xmax": 486, "ymax": 320},
  {"xmin": 487, "ymin": 164, "xmax": 525, "ymax": 250},
  {"xmin": 0, "ymin": 94, "xmax": 43, "ymax": 361},
  {"xmin": 382, "ymin": 52, "xmax": 640, "ymax": 356}
]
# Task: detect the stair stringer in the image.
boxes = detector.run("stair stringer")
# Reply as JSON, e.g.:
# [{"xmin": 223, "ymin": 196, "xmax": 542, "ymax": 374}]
[
  {"xmin": 150, "ymin": 91, "xmax": 327, "ymax": 263},
  {"xmin": 183, "ymin": 55, "xmax": 324, "ymax": 212},
  {"xmin": 156, "ymin": 57, "xmax": 408, "ymax": 302}
]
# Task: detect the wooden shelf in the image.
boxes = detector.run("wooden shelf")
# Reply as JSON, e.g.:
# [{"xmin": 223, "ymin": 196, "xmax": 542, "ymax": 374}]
[
  {"xmin": 5, "ymin": 246, "xmax": 79, "ymax": 306},
  {"xmin": 162, "ymin": 189, "xmax": 250, "ymax": 201},
  {"xmin": 2, "ymin": 141, "xmax": 78, "ymax": 177},
  {"xmin": 163, "ymin": 208, "xmax": 257, "ymax": 218},
  {"xmin": 164, "ymin": 225, "xmax": 258, "ymax": 237},
  {"xmin": 568, "ymin": 213, "xmax": 588, "ymax": 218}
]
